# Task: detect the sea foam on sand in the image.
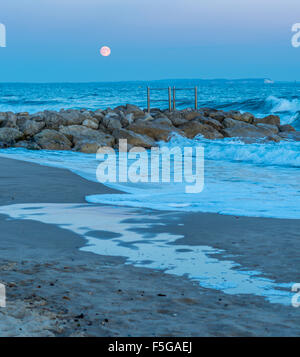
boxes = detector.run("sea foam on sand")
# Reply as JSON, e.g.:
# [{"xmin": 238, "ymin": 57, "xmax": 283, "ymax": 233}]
[{"xmin": 0, "ymin": 203, "xmax": 294, "ymax": 305}]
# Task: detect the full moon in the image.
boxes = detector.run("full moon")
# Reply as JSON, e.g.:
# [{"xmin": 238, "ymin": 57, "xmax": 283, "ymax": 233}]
[{"xmin": 100, "ymin": 46, "xmax": 111, "ymax": 57}]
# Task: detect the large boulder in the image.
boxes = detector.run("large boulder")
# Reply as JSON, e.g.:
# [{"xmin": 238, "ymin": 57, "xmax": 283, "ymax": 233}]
[
  {"xmin": 34, "ymin": 129, "xmax": 72, "ymax": 150},
  {"xmin": 151, "ymin": 117, "xmax": 173, "ymax": 126},
  {"xmin": 43, "ymin": 111, "xmax": 64, "ymax": 130},
  {"xmin": 128, "ymin": 120, "xmax": 179, "ymax": 141},
  {"xmin": 197, "ymin": 116, "xmax": 223, "ymax": 131},
  {"xmin": 42, "ymin": 110, "xmax": 87, "ymax": 130},
  {"xmin": 29, "ymin": 113, "xmax": 47, "ymax": 122},
  {"xmin": 240, "ymin": 112, "xmax": 255, "ymax": 123},
  {"xmin": 120, "ymin": 113, "xmax": 134, "ymax": 127},
  {"xmin": 206, "ymin": 110, "xmax": 226, "ymax": 122},
  {"xmin": 183, "ymin": 111, "xmax": 202, "ymax": 121},
  {"xmin": 254, "ymin": 115, "xmax": 281, "ymax": 126},
  {"xmin": 59, "ymin": 125, "xmax": 115, "ymax": 146},
  {"xmin": 0, "ymin": 127, "xmax": 24, "ymax": 143},
  {"xmin": 17, "ymin": 119, "xmax": 45, "ymax": 137},
  {"xmin": 102, "ymin": 113, "xmax": 122, "ymax": 132},
  {"xmin": 179, "ymin": 120, "xmax": 223, "ymax": 139},
  {"xmin": 112, "ymin": 128, "xmax": 156, "ymax": 149},
  {"xmin": 123, "ymin": 104, "xmax": 145, "ymax": 120},
  {"xmin": 166, "ymin": 112, "xmax": 187, "ymax": 126},
  {"xmin": 82, "ymin": 118, "xmax": 99, "ymax": 130},
  {"xmin": 225, "ymin": 111, "xmax": 244, "ymax": 121},
  {"xmin": 256, "ymin": 123, "xmax": 279, "ymax": 134},
  {"xmin": 59, "ymin": 109, "xmax": 86, "ymax": 126},
  {"xmin": 224, "ymin": 111, "xmax": 254, "ymax": 123},
  {"xmin": 0, "ymin": 112, "xmax": 18, "ymax": 128},
  {"xmin": 91, "ymin": 110, "xmax": 105, "ymax": 123},
  {"xmin": 222, "ymin": 118, "xmax": 278, "ymax": 138}
]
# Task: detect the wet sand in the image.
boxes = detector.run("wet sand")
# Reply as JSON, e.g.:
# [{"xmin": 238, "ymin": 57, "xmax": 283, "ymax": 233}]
[{"xmin": 0, "ymin": 157, "xmax": 299, "ymax": 336}]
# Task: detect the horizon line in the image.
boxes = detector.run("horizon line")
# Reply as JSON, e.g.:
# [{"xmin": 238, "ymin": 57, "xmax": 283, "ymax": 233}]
[{"xmin": 0, "ymin": 78, "xmax": 297, "ymax": 85}]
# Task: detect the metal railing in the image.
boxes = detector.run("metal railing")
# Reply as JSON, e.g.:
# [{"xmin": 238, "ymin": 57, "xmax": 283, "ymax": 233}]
[{"xmin": 147, "ymin": 86, "xmax": 198, "ymax": 113}]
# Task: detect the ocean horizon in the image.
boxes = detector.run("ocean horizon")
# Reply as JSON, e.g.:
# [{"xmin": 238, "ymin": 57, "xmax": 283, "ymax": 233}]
[{"xmin": 0, "ymin": 80, "xmax": 299, "ymax": 131}]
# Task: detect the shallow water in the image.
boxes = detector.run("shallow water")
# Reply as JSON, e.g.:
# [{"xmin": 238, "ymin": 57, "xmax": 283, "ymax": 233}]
[{"xmin": 0, "ymin": 203, "xmax": 293, "ymax": 305}]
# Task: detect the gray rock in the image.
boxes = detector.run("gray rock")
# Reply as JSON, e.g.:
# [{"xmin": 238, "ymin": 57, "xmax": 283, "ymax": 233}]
[
  {"xmin": 223, "ymin": 118, "xmax": 244, "ymax": 128},
  {"xmin": 222, "ymin": 119, "xmax": 278, "ymax": 138},
  {"xmin": 151, "ymin": 117, "xmax": 173, "ymax": 126},
  {"xmin": 128, "ymin": 120, "xmax": 179, "ymax": 141},
  {"xmin": 183, "ymin": 111, "xmax": 202, "ymax": 121},
  {"xmin": 225, "ymin": 111, "xmax": 243, "ymax": 121},
  {"xmin": 0, "ymin": 112, "xmax": 18, "ymax": 128},
  {"xmin": 197, "ymin": 116, "xmax": 223, "ymax": 131},
  {"xmin": 43, "ymin": 111, "xmax": 64, "ymax": 130},
  {"xmin": 254, "ymin": 115, "xmax": 281, "ymax": 126},
  {"xmin": 0, "ymin": 127, "xmax": 24, "ymax": 143},
  {"xmin": 18, "ymin": 119, "xmax": 45, "ymax": 137},
  {"xmin": 82, "ymin": 119, "xmax": 99, "ymax": 130},
  {"xmin": 206, "ymin": 111, "xmax": 226, "ymax": 121},
  {"xmin": 240, "ymin": 112, "xmax": 255, "ymax": 123},
  {"xmin": 256, "ymin": 123, "xmax": 279, "ymax": 134},
  {"xmin": 166, "ymin": 112, "xmax": 187, "ymax": 126},
  {"xmin": 34, "ymin": 129, "xmax": 72, "ymax": 150},
  {"xmin": 59, "ymin": 125, "xmax": 115, "ymax": 147},
  {"xmin": 92, "ymin": 110, "xmax": 105, "ymax": 123},
  {"xmin": 59, "ymin": 110, "xmax": 86, "ymax": 126},
  {"xmin": 120, "ymin": 113, "xmax": 134, "ymax": 127},
  {"xmin": 112, "ymin": 128, "xmax": 156, "ymax": 149},
  {"xmin": 103, "ymin": 113, "xmax": 122, "ymax": 132},
  {"xmin": 179, "ymin": 120, "xmax": 223, "ymax": 139}
]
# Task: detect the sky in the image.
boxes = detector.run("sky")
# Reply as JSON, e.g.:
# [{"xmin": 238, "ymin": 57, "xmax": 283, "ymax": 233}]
[{"xmin": 0, "ymin": 0, "xmax": 300, "ymax": 82}]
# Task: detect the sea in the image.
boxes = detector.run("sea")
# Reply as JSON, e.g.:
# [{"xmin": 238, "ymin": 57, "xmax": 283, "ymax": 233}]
[
  {"xmin": 0, "ymin": 79, "xmax": 299, "ymax": 219},
  {"xmin": 0, "ymin": 79, "xmax": 299, "ymax": 304}
]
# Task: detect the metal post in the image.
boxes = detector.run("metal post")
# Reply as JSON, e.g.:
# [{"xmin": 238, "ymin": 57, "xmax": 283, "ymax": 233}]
[
  {"xmin": 195, "ymin": 86, "xmax": 198, "ymax": 111},
  {"xmin": 173, "ymin": 87, "xmax": 176, "ymax": 111},
  {"xmin": 168, "ymin": 87, "xmax": 172, "ymax": 112},
  {"xmin": 147, "ymin": 87, "xmax": 150, "ymax": 113}
]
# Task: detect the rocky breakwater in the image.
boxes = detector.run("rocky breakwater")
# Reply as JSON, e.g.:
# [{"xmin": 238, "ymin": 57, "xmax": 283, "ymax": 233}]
[{"xmin": 0, "ymin": 105, "xmax": 299, "ymax": 153}]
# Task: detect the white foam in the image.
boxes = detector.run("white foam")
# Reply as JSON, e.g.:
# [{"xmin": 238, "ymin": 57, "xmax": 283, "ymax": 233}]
[
  {"xmin": 0, "ymin": 139, "xmax": 299, "ymax": 219},
  {"xmin": 267, "ymin": 95, "xmax": 300, "ymax": 115}
]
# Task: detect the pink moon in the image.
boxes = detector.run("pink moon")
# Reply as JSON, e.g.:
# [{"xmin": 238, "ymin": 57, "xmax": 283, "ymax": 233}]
[{"xmin": 100, "ymin": 46, "xmax": 111, "ymax": 57}]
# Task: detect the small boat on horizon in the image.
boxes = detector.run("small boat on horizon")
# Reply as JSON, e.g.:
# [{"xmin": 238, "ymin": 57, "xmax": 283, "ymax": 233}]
[{"xmin": 264, "ymin": 78, "xmax": 275, "ymax": 84}]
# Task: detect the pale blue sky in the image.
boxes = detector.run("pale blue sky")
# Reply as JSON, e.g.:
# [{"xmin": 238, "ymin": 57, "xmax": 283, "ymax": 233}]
[{"xmin": 0, "ymin": 0, "xmax": 299, "ymax": 81}]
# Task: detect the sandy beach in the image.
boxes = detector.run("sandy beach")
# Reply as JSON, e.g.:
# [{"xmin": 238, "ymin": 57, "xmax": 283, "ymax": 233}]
[{"xmin": 0, "ymin": 156, "xmax": 299, "ymax": 337}]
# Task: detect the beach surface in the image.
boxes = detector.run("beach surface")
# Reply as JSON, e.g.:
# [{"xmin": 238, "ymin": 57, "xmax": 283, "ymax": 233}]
[{"xmin": 0, "ymin": 157, "xmax": 299, "ymax": 336}]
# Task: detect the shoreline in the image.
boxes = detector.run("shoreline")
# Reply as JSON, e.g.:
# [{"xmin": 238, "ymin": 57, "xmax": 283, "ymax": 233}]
[{"xmin": 0, "ymin": 157, "xmax": 299, "ymax": 336}]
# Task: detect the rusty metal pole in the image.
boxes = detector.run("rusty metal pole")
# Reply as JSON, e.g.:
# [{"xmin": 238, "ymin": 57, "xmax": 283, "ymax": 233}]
[
  {"xmin": 173, "ymin": 87, "xmax": 176, "ymax": 111},
  {"xmin": 195, "ymin": 86, "xmax": 198, "ymax": 111},
  {"xmin": 168, "ymin": 87, "xmax": 172, "ymax": 112},
  {"xmin": 147, "ymin": 87, "xmax": 150, "ymax": 113}
]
